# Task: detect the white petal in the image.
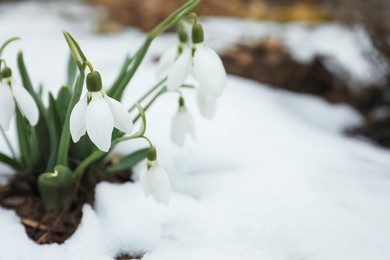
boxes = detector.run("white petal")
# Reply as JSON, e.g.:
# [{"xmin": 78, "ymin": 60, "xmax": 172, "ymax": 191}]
[
  {"xmin": 147, "ymin": 161, "xmax": 171, "ymax": 205},
  {"xmin": 0, "ymin": 83, "xmax": 15, "ymax": 130},
  {"xmin": 70, "ymin": 94, "xmax": 87, "ymax": 142},
  {"xmin": 185, "ymin": 108, "xmax": 196, "ymax": 140},
  {"xmin": 166, "ymin": 48, "xmax": 191, "ymax": 92},
  {"xmin": 85, "ymin": 92, "xmax": 114, "ymax": 152},
  {"xmin": 156, "ymin": 45, "xmax": 178, "ymax": 79},
  {"xmin": 171, "ymin": 107, "xmax": 195, "ymax": 147},
  {"xmin": 197, "ymin": 88, "xmax": 218, "ymax": 119},
  {"xmin": 139, "ymin": 165, "xmax": 150, "ymax": 197},
  {"xmin": 12, "ymin": 82, "xmax": 39, "ymax": 126},
  {"xmin": 171, "ymin": 108, "xmax": 188, "ymax": 147},
  {"xmin": 193, "ymin": 44, "xmax": 227, "ymax": 97},
  {"xmin": 105, "ymin": 95, "xmax": 134, "ymax": 134}
]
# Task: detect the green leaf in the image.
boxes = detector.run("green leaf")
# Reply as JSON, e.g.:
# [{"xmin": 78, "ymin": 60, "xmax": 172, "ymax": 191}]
[
  {"xmin": 107, "ymin": 0, "xmax": 200, "ymax": 100},
  {"xmin": 0, "ymin": 152, "xmax": 23, "ymax": 171},
  {"xmin": 17, "ymin": 51, "xmax": 51, "ymax": 169},
  {"xmin": 63, "ymin": 31, "xmax": 87, "ymax": 70},
  {"xmin": 46, "ymin": 93, "xmax": 62, "ymax": 171},
  {"xmin": 38, "ymin": 165, "xmax": 76, "ymax": 211},
  {"xmin": 67, "ymin": 54, "xmax": 78, "ymax": 91},
  {"xmin": 106, "ymin": 148, "xmax": 148, "ymax": 174},
  {"xmin": 15, "ymin": 108, "xmax": 31, "ymax": 167},
  {"xmin": 56, "ymin": 85, "xmax": 72, "ymax": 124}
]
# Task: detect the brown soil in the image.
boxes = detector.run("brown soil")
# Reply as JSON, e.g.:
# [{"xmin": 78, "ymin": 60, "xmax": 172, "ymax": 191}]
[
  {"xmin": 220, "ymin": 38, "xmax": 384, "ymax": 114},
  {"xmin": 88, "ymin": 0, "xmax": 334, "ymax": 32},
  {"xmin": 0, "ymin": 169, "xmax": 133, "ymax": 245}
]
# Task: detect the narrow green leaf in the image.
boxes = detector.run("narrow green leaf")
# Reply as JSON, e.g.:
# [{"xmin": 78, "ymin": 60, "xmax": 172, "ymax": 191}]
[
  {"xmin": 0, "ymin": 152, "xmax": 23, "ymax": 171},
  {"xmin": 17, "ymin": 51, "xmax": 51, "ymax": 168},
  {"xmin": 15, "ymin": 108, "xmax": 31, "ymax": 166},
  {"xmin": 56, "ymin": 85, "xmax": 72, "ymax": 124},
  {"xmin": 46, "ymin": 93, "xmax": 62, "ymax": 171},
  {"xmin": 67, "ymin": 54, "xmax": 78, "ymax": 91},
  {"xmin": 63, "ymin": 31, "xmax": 87, "ymax": 70},
  {"xmin": 106, "ymin": 148, "xmax": 148, "ymax": 174},
  {"xmin": 56, "ymin": 72, "xmax": 86, "ymax": 166},
  {"xmin": 107, "ymin": 0, "xmax": 200, "ymax": 100}
]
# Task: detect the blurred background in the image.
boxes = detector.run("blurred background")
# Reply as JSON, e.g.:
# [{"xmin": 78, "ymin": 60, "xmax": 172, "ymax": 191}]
[{"xmin": 1, "ymin": 0, "xmax": 390, "ymax": 148}]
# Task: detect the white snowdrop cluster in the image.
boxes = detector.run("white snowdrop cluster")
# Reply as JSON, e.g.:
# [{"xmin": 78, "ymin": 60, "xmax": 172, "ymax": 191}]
[{"xmin": 158, "ymin": 22, "xmax": 227, "ymax": 147}]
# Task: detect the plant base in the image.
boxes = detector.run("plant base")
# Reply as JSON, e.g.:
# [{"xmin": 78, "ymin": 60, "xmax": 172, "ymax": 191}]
[{"xmin": 0, "ymin": 169, "xmax": 133, "ymax": 244}]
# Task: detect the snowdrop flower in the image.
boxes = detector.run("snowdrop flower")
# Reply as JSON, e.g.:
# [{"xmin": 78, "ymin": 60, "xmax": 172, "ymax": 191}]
[
  {"xmin": 0, "ymin": 67, "xmax": 39, "ymax": 130},
  {"xmin": 157, "ymin": 23, "xmax": 226, "ymax": 97},
  {"xmin": 157, "ymin": 30, "xmax": 192, "ymax": 92},
  {"xmin": 197, "ymin": 88, "xmax": 218, "ymax": 119},
  {"xmin": 192, "ymin": 23, "xmax": 227, "ymax": 97},
  {"xmin": 70, "ymin": 71, "xmax": 134, "ymax": 152},
  {"xmin": 171, "ymin": 97, "xmax": 195, "ymax": 147},
  {"xmin": 139, "ymin": 147, "xmax": 171, "ymax": 205}
]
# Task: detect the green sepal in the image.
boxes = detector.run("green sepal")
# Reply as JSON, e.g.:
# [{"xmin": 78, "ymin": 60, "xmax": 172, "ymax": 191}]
[
  {"xmin": 106, "ymin": 148, "xmax": 148, "ymax": 174},
  {"xmin": 86, "ymin": 71, "xmax": 102, "ymax": 92},
  {"xmin": 179, "ymin": 29, "xmax": 188, "ymax": 43},
  {"xmin": 1, "ymin": 67, "xmax": 12, "ymax": 78},
  {"xmin": 146, "ymin": 147, "xmax": 157, "ymax": 161},
  {"xmin": 192, "ymin": 23, "xmax": 204, "ymax": 44},
  {"xmin": 38, "ymin": 165, "xmax": 76, "ymax": 211}
]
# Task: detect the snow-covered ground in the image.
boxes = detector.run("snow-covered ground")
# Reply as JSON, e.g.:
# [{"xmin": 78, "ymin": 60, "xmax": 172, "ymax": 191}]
[{"xmin": 1, "ymin": 2, "xmax": 390, "ymax": 260}]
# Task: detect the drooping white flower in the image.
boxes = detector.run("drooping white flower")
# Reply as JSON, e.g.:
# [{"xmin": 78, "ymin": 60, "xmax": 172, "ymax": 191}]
[
  {"xmin": 157, "ymin": 34, "xmax": 192, "ymax": 92},
  {"xmin": 171, "ymin": 98, "xmax": 195, "ymax": 147},
  {"xmin": 70, "ymin": 71, "xmax": 134, "ymax": 152},
  {"xmin": 0, "ymin": 79, "xmax": 39, "ymax": 130},
  {"xmin": 156, "ymin": 44, "xmax": 178, "ymax": 79},
  {"xmin": 139, "ymin": 160, "xmax": 171, "ymax": 205},
  {"xmin": 157, "ymin": 23, "xmax": 227, "ymax": 97},
  {"xmin": 166, "ymin": 48, "xmax": 191, "ymax": 92},
  {"xmin": 196, "ymin": 88, "xmax": 218, "ymax": 119},
  {"xmin": 193, "ymin": 43, "xmax": 226, "ymax": 97}
]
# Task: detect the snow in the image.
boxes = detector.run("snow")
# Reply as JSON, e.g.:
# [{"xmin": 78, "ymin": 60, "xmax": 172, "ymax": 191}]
[
  {"xmin": 202, "ymin": 18, "xmax": 388, "ymax": 87},
  {"xmin": 1, "ymin": 2, "xmax": 390, "ymax": 260}
]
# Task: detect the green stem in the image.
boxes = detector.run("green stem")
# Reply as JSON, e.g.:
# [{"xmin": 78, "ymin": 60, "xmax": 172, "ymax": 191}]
[
  {"xmin": 72, "ymin": 0, "xmax": 201, "ymax": 175},
  {"xmin": 56, "ymin": 72, "xmax": 85, "ymax": 165},
  {"xmin": 134, "ymin": 87, "xmax": 167, "ymax": 123},
  {"xmin": 128, "ymin": 78, "xmax": 166, "ymax": 113},
  {"xmin": 0, "ymin": 37, "xmax": 20, "ymax": 58},
  {"xmin": 109, "ymin": 40, "xmax": 152, "ymax": 100},
  {"xmin": 141, "ymin": 136, "xmax": 153, "ymax": 148},
  {"xmin": 1, "ymin": 131, "xmax": 17, "ymax": 159},
  {"xmin": 107, "ymin": 0, "xmax": 200, "ymax": 100}
]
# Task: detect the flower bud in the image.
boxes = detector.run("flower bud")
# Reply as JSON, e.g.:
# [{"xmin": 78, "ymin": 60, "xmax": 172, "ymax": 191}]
[
  {"xmin": 38, "ymin": 165, "xmax": 76, "ymax": 211},
  {"xmin": 1, "ymin": 67, "xmax": 12, "ymax": 78},
  {"xmin": 178, "ymin": 29, "xmax": 188, "ymax": 43},
  {"xmin": 192, "ymin": 23, "xmax": 204, "ymax": 44},
  {"xmin": 179, "ymin": 96, "xmax": 185, "ymax": 107},
  {"xmin": 146, "ymin": 146, "xmax": 157, "ymax": 161},
  {"xmin": 86, "ymin": 71, "xmax": 102, "ymax": 92}
]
